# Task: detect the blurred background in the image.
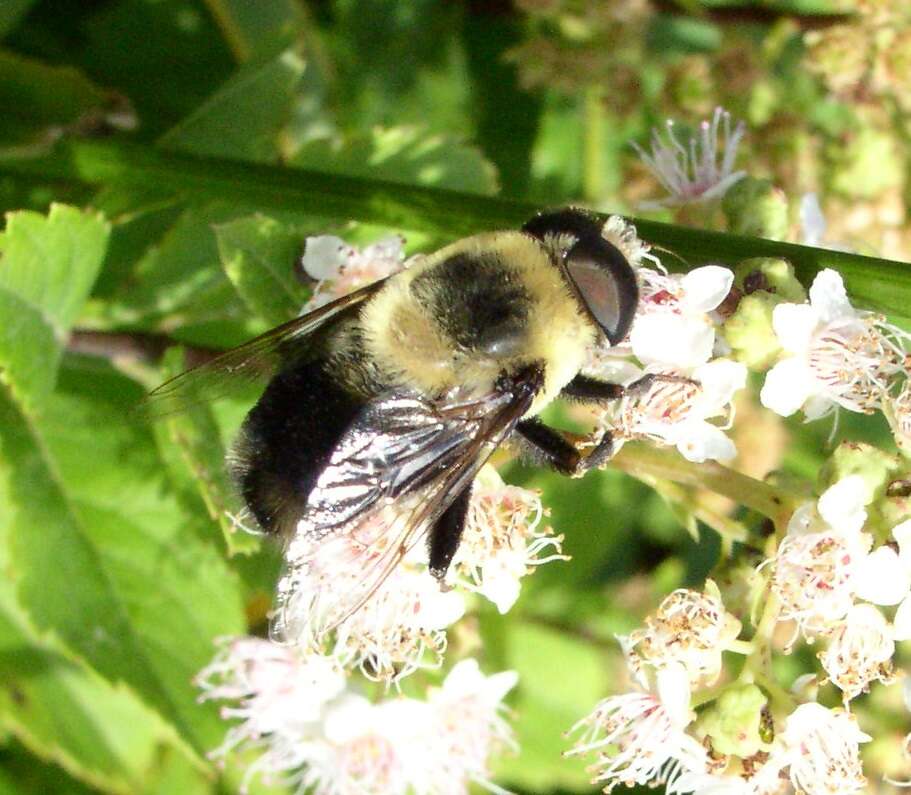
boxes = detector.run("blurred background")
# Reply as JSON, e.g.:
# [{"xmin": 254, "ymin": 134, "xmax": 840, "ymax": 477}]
[{"xmin": 0, "ymin": 1, "xmax": 909, "ymax": 793}]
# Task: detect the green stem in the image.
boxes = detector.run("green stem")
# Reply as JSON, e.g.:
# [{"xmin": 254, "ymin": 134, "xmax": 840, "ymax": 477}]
[
  {"xmin": 611, "ymin": 443, "xmax": 798, "ymax": 535},
  {"xmin": 2, "ymin": 138, "xmax": 911, "ymax": 320}
]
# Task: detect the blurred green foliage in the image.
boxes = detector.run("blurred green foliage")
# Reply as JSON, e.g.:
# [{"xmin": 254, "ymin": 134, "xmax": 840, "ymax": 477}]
[{"xmin": 0, "ymin": 1, "xmax": 909, "ymax": 793}]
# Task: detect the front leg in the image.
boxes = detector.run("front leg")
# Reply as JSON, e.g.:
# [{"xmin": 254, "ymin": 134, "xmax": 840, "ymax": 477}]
[
  {"xmin": 561, "ymin": 372, "xmax": 696, "ymax": 403},
  {"xmin": 515, "ymin": 418, "xmax": 615, "ymax": 477}
]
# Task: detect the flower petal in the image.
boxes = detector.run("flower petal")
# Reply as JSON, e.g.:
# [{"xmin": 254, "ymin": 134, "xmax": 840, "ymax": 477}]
[
  {"xmin": 301, "ymin": 235, "xmax": 347, "ymax": 280},
  {"xmin": 693, "ymin": 359, "xmax": 747, "ymax": 408},
  {"xmin": 809, "ymin": 268, "xmax": 854, "ymax": 324},
  {"xmin": 759, "ymin": 358, "xmax": 815, "ymax": 417},
  {"xmin": 818, "ymin": 475, "xmax": 868, "ymax": 535},
  {"xmin": 674, "ymin": 421, "xmax": 737, "ymax": 463},
  {"xmin": 895, "ymin": 595, "xmax": 911, "ymax": 642},
  {"xmin": 680, "ymin": 265, "xmax": 734, "ymax": 313},
  {"xmin": 771, "ymin": 303, "xmax": 818, "ymax": 354},
  {"xmin": 853, "ymin": 546, "xmax": 910, "ymax": 606},
  {"xmin": 630, "ymin": 313, "xmax": 715, "ymax": 368}
]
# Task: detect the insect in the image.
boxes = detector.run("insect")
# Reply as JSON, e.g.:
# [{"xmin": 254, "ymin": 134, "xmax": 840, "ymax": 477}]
[{"xmin": 146, "ymin": 207, "xmax": 640, "ymax": 607}]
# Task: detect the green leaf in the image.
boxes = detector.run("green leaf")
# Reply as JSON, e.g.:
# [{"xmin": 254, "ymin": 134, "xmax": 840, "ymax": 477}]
[
  {"xmin": 154, "ymin": 347, "xmax": 261, "ymax": 557},
  {"xmin": 0, "ymin": 49, "xmax": 110, "ymax": 145},
  {"xmin": 292, "ymin": 125, "xmax": 499, "ymax": 194},
  {"xmin": 493, "ymin": 620, "xmax": 611, "ymax": 791},
  {"xmin": 160, "ymin": 49, "xmax": 306, "ymax": 163},
  {"xmin": 0, "ymin": 351, "xmax": 246, "ymax": 757},
  {"xmin": 0, "ymin": 585, "xmax": 178, "ymax": 794},
  {"xmin": 201, "ymin": 0, "xmax": 306, "ymax": 63},
  {"xmin": 0, "ymin": 739, "xmax": 100, "ymax": 795},
  {"xmin": 215, "ymin": 214, "xmax": 307, "ymax": 326},
  {"xmin": 0, "ymin": 203, "xmax": 109, "ymax": 333},
  {"xmin": 3, "ymin": 140, "xmax": 911, "ymax": 323},
  {"xmin": 0, "ymin": 288, "xmax": 60, "ymax": 410}
]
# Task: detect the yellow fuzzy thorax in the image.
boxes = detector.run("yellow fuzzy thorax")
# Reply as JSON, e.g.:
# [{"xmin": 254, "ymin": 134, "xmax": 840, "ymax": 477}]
[{"xmin": 359, "ymin": 231, "xmax": 598, "ymax": 417}]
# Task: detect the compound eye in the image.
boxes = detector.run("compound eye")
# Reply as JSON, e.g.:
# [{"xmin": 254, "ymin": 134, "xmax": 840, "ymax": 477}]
[{"xmin": 565, "ymin": 236, "xmax": 639, "ymax": 346}]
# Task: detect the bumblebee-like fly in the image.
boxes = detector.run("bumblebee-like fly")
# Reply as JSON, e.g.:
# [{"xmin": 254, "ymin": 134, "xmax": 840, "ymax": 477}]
[{"xmin": 146, "ymin": 208, "xmax": 639, "ymax": 603}]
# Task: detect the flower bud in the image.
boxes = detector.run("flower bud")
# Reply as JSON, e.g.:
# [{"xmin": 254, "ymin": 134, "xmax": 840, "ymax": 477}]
[
  {"xmin": 733, "ymin": 257, "xmax": 806, "ymax": 303},
  {"xmin": 820, "ymin": 441, "xmax": 911, "ymax": 534},
  {"xmin": 722, "ymin": 178, "xmax": 790, "ymax": 240},
  {"xmin": 695, "ymin": 684, "xmax": 770, "ymax": 757},
  {"xmin": 722, "ymin": 292, "xmax": 783, "ymax": 370}
]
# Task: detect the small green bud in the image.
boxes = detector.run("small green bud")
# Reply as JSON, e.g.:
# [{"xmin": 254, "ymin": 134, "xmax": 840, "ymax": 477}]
[
  {"xmin": 722, "ymin": 178, "xmax": 790, "ymax": 240},
  {"xmin": 696, "ymin": 684, "xmax": 770, "ymax": 757},
  {"xmin": 733, "ymin": 257, "xmax": 806, "ymax": 303},
  {"xmin": 723, "ymin": 292, "xmax": 783, "ymax": 371},
  {"xmin": 820, "ymin": 441, "xmax": 911, "ymax": 534}
]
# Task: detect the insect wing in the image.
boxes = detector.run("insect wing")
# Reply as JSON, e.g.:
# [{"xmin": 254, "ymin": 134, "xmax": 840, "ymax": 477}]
[
  {"xmin": 138, "ymin": 279, "xmax": 386, "ymax": 419},
  {"xmin": 275, "ymin": 372, "xmax": 542, "ymax": 640}
]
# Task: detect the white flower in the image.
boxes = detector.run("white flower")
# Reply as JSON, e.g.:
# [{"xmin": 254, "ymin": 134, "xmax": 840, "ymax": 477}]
[
  {"xmin": 633, "ymin": 107, "xmax": 746, "ymax": 209},
  {"xmin": 298, "ymin": 694, "xmax": 422, "ymax": 795},
  {"xmin": 567, "ymin": 663, "xmax": 707, "ymax": 793},
  {"xmin": 301, "ymin": 234, "xmax": 407, "ymax": 311},
  {"xmin": 417, "ymin": 659, "xmax": 519, "ymax": 795},
  {"xmin": 854, "ymin": 518, "xmax": 911, "ymax": 639},
  {"xmin": 199, "ymin": 649, "xmax": 518, "ymax": 795},
  {"xmin": 630, "ymin": 265, "xmax": 734, "ymax": 369},
  {"xmin": 779, "ymin": 703, "xmax": 870, "ymax": 795},
  {"xmin": 818, "ymin": 603, "xmax": 894, "ymax": 701},
  {"xmin": 452, "ymin": 465, "xmax": 567, "ymax": 614},
  {"xmin": 621, "ymin": 582, "xmax": 743, "ymax": 687},
  {"xmin": 760, "ymin": 269, "xmax": 907, "ymax": 419},
  {"xmin": 608, "ymin": 358, "xmax": 747, "ymax": 463},
  {"xmin": 274, "ymin": 511, "xmax": 465, "ymax": 682},
  {"xmin": 772, "ymin": 528, "xmax": 869, "ymax": 640},
  {"xmin": 195, "ymin": 638, "xmax": 347, "ymax": 788}
]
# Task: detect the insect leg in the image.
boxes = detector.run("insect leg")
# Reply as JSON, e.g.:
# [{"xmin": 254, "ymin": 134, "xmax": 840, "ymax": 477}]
[
  {"xmin": 560, "ymin": 374, "xmax": 624, "ymax": 402},
  {"xmin": 514, "ymin": 418, "xmax": 581, "ymax": 475},
  {"xmin": 428, "ymin": 484, "xmax": 473, "ymax": 580}
]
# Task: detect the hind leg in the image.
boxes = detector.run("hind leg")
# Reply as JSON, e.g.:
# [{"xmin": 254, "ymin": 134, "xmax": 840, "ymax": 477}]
[{"xmin": 428, "ymin": 485, "xmax": 473, "ymax": 581}]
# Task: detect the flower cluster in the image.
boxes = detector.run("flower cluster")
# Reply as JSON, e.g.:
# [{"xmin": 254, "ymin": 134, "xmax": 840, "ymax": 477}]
[
  {"xmin": 585, "ymin": 217, "xmax": 748, "ymax": 464},
  {"xmin": 198, "ymin": 640, "xmax": 517, "ymax": 795},
  {"xmin": 760, "ymin": 269, "xmax": 908, "ymax": 421},
  {"xmin": 567, "ymin": 578, "xmax": 879, "ymax": 795}
]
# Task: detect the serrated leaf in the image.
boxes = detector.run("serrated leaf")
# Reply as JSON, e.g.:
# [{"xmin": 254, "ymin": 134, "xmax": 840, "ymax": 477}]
[
  {"xmin": 0, "ymin": 584, "xmax": 176, "ymax": 794},
  {"xmin": 291, "ymin": 125, "xmax": 499, "ymax": 194},
  {"xmin": 155, "ymin": 347, "xmax": 261, "ymax": 556},
  {"xmin": 160, "ymin": 48, "xmax": 306, "ymax": 163},
  {"xmin": 0, "ymin": 203, "xmax": 109, "ymax": 333},
  {"xmin": 215, "ymin": 214, "xmax": 307, "ymax": 326},
  {"xmin": 0, "ymin": 358, "xmax": 246, "ymax": 756},
  {"xmin": 0, "ymin": 288, "xmax": 60, "ymax": 410}
]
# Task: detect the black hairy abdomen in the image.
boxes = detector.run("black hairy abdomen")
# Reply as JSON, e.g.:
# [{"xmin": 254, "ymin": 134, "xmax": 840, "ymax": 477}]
[
  {"xmin": 410, "ymin": 252, "xmax": 531, "ymax": 354},
  {"xmin": 230, "ymin": 358, "xmax": 364, "ymax": 537}
]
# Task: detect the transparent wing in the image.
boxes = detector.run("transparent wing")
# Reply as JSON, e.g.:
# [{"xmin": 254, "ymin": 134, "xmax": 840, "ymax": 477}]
[
  {"xmin": 138, "ymin": 279, "xmax": 386, "ymax": 419},
  {"xmin": 273, "ymin": 367, "xmax": 544, "ymax": 640}
]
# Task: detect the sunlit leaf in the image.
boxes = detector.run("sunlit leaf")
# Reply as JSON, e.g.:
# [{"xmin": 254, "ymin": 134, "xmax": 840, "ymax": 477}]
[{"xmin": 215, "ymin": 214, "xmax": 307, "ymax": 326}]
